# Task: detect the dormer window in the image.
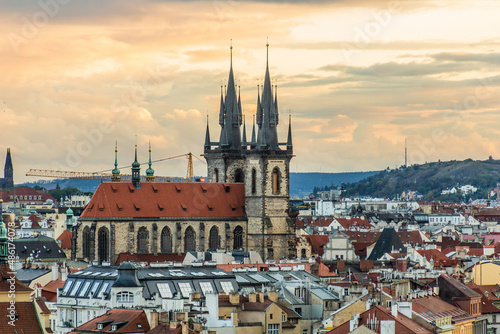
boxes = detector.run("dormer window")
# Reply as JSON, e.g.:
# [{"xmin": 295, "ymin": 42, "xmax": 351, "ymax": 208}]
[
  {"xmin": 116, "ymin": 291, "xmax": 134, "ymax": 303},
  {"xmin": 97, "ymin": 324, "xmax": 103, "ymax": 330}
]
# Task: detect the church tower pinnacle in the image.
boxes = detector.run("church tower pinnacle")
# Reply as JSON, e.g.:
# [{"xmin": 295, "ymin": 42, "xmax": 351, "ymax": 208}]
[
  {"xmin": 131, "ymin": 142, "xmax": 141, "ymax": 189},
  {"xmin": 112, "ymin": 141, "xmax": 121, "ymax": 182},
  {"xmin": 146, "ymin": 141, "xmax": 155, "ymax": 182}
]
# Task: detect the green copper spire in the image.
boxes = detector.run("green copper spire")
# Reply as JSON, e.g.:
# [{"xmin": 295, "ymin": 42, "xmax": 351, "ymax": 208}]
[
  {"xmin": 146, "ymin": 141, "xmax": 155, "ymax": 182},
  {"xmin": 131, "ymin": 140, "xmax": 141, "ymax": 189},
  {"xmin": 112, "ymin": 141, "xmax": 121, "ymax": 182}
]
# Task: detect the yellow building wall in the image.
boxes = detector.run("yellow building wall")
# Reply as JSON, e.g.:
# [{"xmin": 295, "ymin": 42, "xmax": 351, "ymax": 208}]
[
  {"xmin": 324, "ymin": 299, "xmax": 367, "ymax": 330},
  {"xmin": 473, "ymin": 262, "xmax": 500, "ymax": 285}
]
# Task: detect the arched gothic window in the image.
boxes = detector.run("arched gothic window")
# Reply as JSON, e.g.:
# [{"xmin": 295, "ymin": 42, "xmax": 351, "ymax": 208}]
[
  {"xmin": 234, "ymin": 169, "xmax": 244, "ymax": 183},
  {"xmin": 82, "ymin": 226, "xmax": 90, "ymax": 259},
  {"xmin": 184, "ymin": 226, "xmax": 196, "ymax": 252},
  {"xmin": 137, "ymin": 227, "xmax": 149, "ymax": 254},
  {"xmin": 272, "ymin": 167, "xmax": 281, "ymax": 194},
  {"xmin": 161, "ymin": 227, "xmax": 172, "ymax": 253},
  {"xmin": 97, "ymin": 227, "xmax": 109, "ymax": 263},
  {"xmin": 252, "ymin": 168, "xmax": 257, "ymax": 194},
  {"xmin": 208, "ymin": 226, "xmax": 220, "ymax": 251},
  {"xmin": 233, "ymin": 226, "xmax": 243, "ymax": 250},
  {"xmin": 214, "ymin": 168, "xmax": 219, "ymax": 183}
]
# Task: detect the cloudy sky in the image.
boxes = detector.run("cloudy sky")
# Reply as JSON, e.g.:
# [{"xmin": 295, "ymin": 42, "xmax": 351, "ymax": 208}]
[{"xmin": 1, "ymin": 0, "xmax": 500, "ymax": 183}]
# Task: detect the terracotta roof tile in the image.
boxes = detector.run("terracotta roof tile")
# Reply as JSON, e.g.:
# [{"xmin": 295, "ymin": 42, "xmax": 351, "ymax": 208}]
[
  {"xmin": 0, "ymin": 301, "xmax": 44, "ymax": 334},
  {"xmin": 74, "ymin": 309, "xmax": 150, "ymax": 333},
  {"xmin": 56, "ymin": 229, "xmax": 72, "ymax": 249},
  {"xmin": 81, "ymin": 182, "xmax": 245, "ymax": 219}
]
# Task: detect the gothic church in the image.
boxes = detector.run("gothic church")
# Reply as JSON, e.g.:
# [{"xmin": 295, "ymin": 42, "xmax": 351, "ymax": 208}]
[{"xmin": 75, "ymin": 45, "xmax": 295, "ymax": 263}]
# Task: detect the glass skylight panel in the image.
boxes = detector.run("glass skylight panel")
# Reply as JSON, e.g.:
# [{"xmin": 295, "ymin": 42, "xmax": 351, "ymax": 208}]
[
  {"xmin": 78, "ymin": 281, "xmax": 92, "ymax": 297},
  {"xmin": 157, "ymin": 283, "xmax": 173, "ymax": 298},
  {"xmin": 97, "ymin": 282, "xmax": 109, "ymax": 298},
  {"xmin": 212, "ymin": 272, "xmax": 226, "ymax": 276},
  {"xmin": 70, "ymin": 280, "xmax": 82, "ymax": 296},
  {"xmin": 220, "ymin": 281, "xmax": 233, "ymax": 294},
  {"xmin": 82, "ymin": 272, "xmax": 92, "ymax": 276},
  {"xmin": 90, "ymin": 282, "xmax": 101, "ymax": 296},
  {"xmin": 91, "ymin": 272, "xmax": 102, "ymax": 276},
  {"xmin": 148, "ymin": 273, "xmax": 164, "ymax": 278},
  {"xmin": 72, "ymin": 271, "xmax": 83, "ymax": 275},
  {"xmin": 62, "ymin": 280, "xmax": 73, "ymax": 295},
  {"xmin": 178, "ymin": 282, "xmax": 192, "ymax": 298},
  {"xmin": 100, "ymin": 273, "xmax": 111, "ymax": 277},
  {"xmin": 191, "ymin": 272, "xmax": 206, "ymax": 276},
  {"xmin": 199, "ymin": 282, "xmax": 214, "ymax": 295}
]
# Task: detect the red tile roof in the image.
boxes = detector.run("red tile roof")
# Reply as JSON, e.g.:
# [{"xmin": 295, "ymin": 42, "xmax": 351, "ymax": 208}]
[
  {"xmin": 303, "ymin": 235, "xmax": 330, "ymax": 256},
  {"xmin": 0, "ymin": 263, "xmax": 32, "ymax": 292},
  {"xmin": 73, "ymin": 309, "xmax": 150, "ymax": 333},
  {"xmin": 416, "ymin": 249, "xmax": 457, "ymax": 267},
  {"xmin": 1, "ymin": 187, "xmax": 55, "ymax": 203},
  {"xmin": 318, "ymin": 263, "xmax": 338, "ymax": 277},
  {"xmin": 411, "ymin": 295, "xmax": 475, "ymax": 323},
  {"xmin": 327, "ymin": 305, "xmax": 432, "ymax": 334},
  {"xmin": 42, "ymin": 279, "xmax": 65, "ymax": 303},
  {"xmin": 56, "ymin": 229, "xmax": 72, "ymax": 249},
  {"xmin": 0, "ymin": 301, "xmax": 44, "ymax": 334},
  {"xmin": 35, "ymin": 298, "xmax": 51, "ymax": 314},
  {"xmin": 336, "ymin": 218, "xmax": 372, "ymax": 230},
  {"xmin": 81, "ymin": 182, "xmax": 246, "ymax": 219},
  {"xmin": 309, "ymin": 218, "xmax": 335, "ymax": 227},
  {"xmin": 115, "ymin": 253, "xmax": 186, "ymax": 266}
]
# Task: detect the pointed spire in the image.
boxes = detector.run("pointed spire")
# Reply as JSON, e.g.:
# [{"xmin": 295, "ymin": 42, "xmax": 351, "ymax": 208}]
[
  {"xmin": 223, "ymin": 41, "xmax": 241, "ymax": 149},
  {"xmin": 274, "ymin": 82, "xmax": 279, "ymax": 125},
  {"xmin": 256, "ymin": 84, "xmax": 263, "ymax": 126},
  {"xmin": 251, "ymin": 114, "xmax": 256, "ymax": 144},
  {"xmin": 146, "ymin": 141, "xmax": 155, "ymax": 182},
  {"xmin": 287, "ymin": 114, "xmax": 293, "ymax": 154},
  {"xmin": 238, "ymin": 84, "xmax": 242, "ymax": 126},
  {"xmin": 112, "ymin": 141, "xmax": 121, "ymax": 182},
  {"xmin": 204, "ymin": 114, "xmax": 211, "ymax": 152},
  {"xmin": 257, "ymin": 40, "xmax": 278, "ymax": 149},
  {"xmin": 132, "ymin": 139, "xmax": 141, "ymax": 189},
  {"xmin": 241, "ymin": 115, "xmax": 247, "ymax": 150},
  {"xmin": 218, "ymin": 85, "xmax": 225, "ymax": 126}
]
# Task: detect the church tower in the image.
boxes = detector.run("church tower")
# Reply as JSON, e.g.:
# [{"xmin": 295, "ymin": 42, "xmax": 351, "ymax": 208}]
[
  {"xmin": 4, "ymin": 148, "xmax": 13, "ymax": 189},
  {"xmin": 204, "ymin": 43, "xmax": 295, "ymax": 260}
]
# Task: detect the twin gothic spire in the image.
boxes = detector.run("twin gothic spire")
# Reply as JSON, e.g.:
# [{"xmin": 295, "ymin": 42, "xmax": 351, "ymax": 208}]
[{"xmin": 205, "ymin": 42, "xmax": 293, "ymax": 154}]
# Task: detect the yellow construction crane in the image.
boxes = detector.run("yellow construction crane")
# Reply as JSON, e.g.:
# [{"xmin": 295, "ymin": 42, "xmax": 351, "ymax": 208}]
[{"xmin": 26, "ymin": 152, "xmax": 198, "ymax": 183}]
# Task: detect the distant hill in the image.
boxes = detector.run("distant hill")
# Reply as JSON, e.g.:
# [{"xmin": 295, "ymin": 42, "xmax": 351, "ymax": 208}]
[
  {"xmin": 290, "ymin": 171, "xmax": 380, "ymax": 198},
  {"xmin": 345, "ymin": 158, "xmax": 500, "ymax": 200},
  {"xmin": 21, "ymin": 171, "xmax": 379, "ymax": 198}
]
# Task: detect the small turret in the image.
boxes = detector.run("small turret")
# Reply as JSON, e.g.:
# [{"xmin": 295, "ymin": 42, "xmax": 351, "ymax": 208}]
[
  {"xmin": 131, "ymin": 143, "xmax": 141, "ymax": 189},
  {"xmin": 66, "ymin": 207, "xmax": 74, "ymax": 232},
  {"xmin": 146, "ymin": 142, "xmax": 155, "ymax": 182},
  {"xmin": 112, "ymin": 141, "xmax": 121, "ymax": 182}
]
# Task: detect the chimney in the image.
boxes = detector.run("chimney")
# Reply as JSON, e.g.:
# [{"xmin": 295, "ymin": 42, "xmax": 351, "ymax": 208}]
[
  {"xmin": 349, "ymin": 314, "xmax": 360, "ymax": 332},
  {"xmin": 61, "ymin": 265, "xmax": 68, "ymax": 281},
  {"xmin": 268, "ymin": 291, "xmax": 278, "ymax": 302},
  {"xmin": 51, "ymin": 263, "xmax": 59, "ymax": 281},
  {"xmin": 229, "ymin": 292, "xmax": 240, "ymax": 305},
  {"xmin": 257, "ymin": 291, "xmax": 265, "ymax": 303},
  {"xmin": 248, "ymin": 293, "xmax": 257, "ymax": 303},
  {"xmin": 181, "ymin": 322, "xmax": 188, "ymax": 334},
  {"xmin": 397, "ymin": 301, "xmax": 412, "ymax": 319},
  {"xmin": 391, "ymin": 304, "xmax": 398, "ymax": 317},
  {"xmin": 150, "ymin": 311, "xmax": 159, "ymax": 329}
]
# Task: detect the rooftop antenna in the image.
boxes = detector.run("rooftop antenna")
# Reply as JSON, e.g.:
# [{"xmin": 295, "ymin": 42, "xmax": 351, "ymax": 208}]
[{"xmin": 405, "ymin": 138, "xmax": 408, "ymax": 168}]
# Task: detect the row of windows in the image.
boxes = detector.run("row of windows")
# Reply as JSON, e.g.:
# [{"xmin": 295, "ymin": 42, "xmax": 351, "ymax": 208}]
[
  {"xmin": 9, "ymin": 195, "xmax": 43, "ymax": 200},
  {"xmin": 82, "ymin": 225, "xmax": 244, "ymax": 262}
]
